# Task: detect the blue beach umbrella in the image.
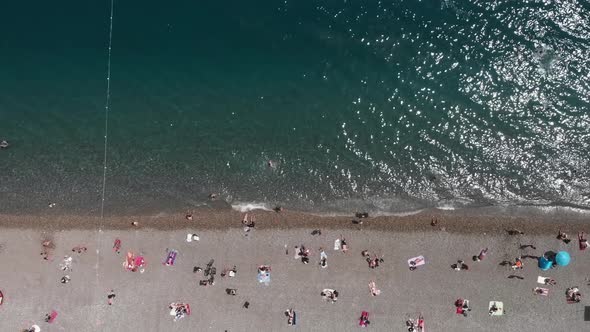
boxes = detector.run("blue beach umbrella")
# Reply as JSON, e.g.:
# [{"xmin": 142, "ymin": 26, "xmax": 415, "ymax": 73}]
[
  {"xmin": 538, "ymin": 256, "xmax": 553, "ymax": 271},
  {"xmin": 555, "ymin": 251, "xmax": 571, "ymax": 266}
]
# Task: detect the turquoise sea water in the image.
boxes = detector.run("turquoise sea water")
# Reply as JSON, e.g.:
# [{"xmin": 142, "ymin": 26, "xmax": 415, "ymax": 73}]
[{"xmin": 0, "ymin": 0, "xmax": 589, "ymax": 215}]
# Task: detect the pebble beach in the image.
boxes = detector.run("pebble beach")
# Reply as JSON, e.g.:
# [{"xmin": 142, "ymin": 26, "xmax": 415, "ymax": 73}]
[{"xmin": 1, "ymin": 209, "xmax": 589, "ymax": 331}]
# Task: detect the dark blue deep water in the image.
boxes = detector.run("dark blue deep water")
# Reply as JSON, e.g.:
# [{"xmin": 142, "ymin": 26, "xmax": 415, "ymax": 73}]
[{"xmin": 0, "ymin": 0, "xmax": 589, "ymax": 215}]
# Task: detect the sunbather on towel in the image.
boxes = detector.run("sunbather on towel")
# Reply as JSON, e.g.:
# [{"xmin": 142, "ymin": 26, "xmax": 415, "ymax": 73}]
[{"xmin": 579, "ymin": 232, "xmax": 588, "ymax": 250}]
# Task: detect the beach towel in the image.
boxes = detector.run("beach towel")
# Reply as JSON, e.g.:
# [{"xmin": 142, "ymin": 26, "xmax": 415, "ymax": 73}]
[
  {"xmin": 186, "ymin": 233, "xmax": 199, "ymax": 242},
  {"xmin": 488, "ymin": 301, "xmax": 504, "ymax": 316},
  {"xmin": 408, "ymin": 256, "xmax": 425, "ymax": 270},
  {"xmin": 334, "ymin": 238, "xmax": 341, "ymax": 250},
  {"xmin": 124, "ymin": 252, "xmax": 135, "ymax": 271},
  {"xmin": 60, "ymin": 256, "xmax": 73, "ymax": 271},
  {"xmin": 257, "ymin": 271, "xmax": 271, "ymax": 285},
  {"xmin": 164, "ymin": 250, "xmax": 178, "ymax": 266},
  {"xmin": 134, "ymin": 256, "xmax": 146, "ymax": 272},
  {"xmin": 47, "ymin": 310, "xmax": 58, "ymax": 323},
  {"xmin": 533, "ymin": 287, "xmax": 549, "ymax": 296},
  {"xmin": 537, "ymin": 276, "xmax": 547, "ymax": 284},
  {"xmin": 359, "ymin": 311, "xmax": 370, "ymax": 327}
]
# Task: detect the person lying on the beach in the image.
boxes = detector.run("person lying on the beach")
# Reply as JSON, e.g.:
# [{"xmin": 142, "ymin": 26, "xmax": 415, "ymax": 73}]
[
  {"xmin": 319, "ymin": 248, "xmax": 327, "ymax": 268},
  {"xmin": 488, "ymin": 304, "xmax": 499, "ymax": 315},
  {"xmin": 473, "ymin": 248, "xmax": 488, "ymax": 261},
  {"xmin": 557, "ymin": 228, "xmax": 571, "ymax": 244},
  {"xmin": 284, "ymin": 309, "xmax": 296, "ymax": 326},
  {"xmin": 578, "ymin": 232, "xmax": 588, "ymax": 250},
  {"xmin": 368, "ymin": 281, "xmax": 380, "ymax": 296},
  {"xmin": 40, "ymin": 240, "xmax": 55, "ymax": 261},
  {"xmin": 544, "ymin": 278, "xmax": 557, "ymax": 286},
  {"xmin": 71, "ymin": 246, "xmax": 87, "ymax": 254},
  {"xmin": 533, "ymin": 287, "xmax": 549, "ymax": 296},
  {"xmin": 358, "ymin": 311, "xmax": 370, "ymax": 327},
  {"xmin": 113, "ymin": 239, "xmax": 121, "ymax": 254}
]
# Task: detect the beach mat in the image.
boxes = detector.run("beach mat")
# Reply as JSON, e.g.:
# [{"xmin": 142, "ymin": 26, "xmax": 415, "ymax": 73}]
[
  {"xmin": 537, "ymin": 276, "xmax": 547, "ymax": 284},
  {"xmin": 489, "ymin": 301, "xmax": 504, "ymax": 316},
  {"xmin": 334, "ymin": 239, "xmax": 341, "ymax": 250},
  {"xmin": 585, "ymin": 306, "xmax": 590, "ymax": 321}
]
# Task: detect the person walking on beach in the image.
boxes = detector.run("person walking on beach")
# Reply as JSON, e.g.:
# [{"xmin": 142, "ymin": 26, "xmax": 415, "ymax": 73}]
[{"xmin": 107, "ymin": 290, "xmax": 116, "ymax": 305}]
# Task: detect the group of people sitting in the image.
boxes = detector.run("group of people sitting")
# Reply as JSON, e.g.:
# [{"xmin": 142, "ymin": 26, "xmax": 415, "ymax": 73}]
[
  {"xmin": 320, "ymin": 289, "xmax": 339, "ymax": 303},
  {"xmin": 294, "ymin": 245, "xmax": 310, "ymax": 264},
  {"xmin": 195, "ymin": 259, "xmax": 216, "ymax": 286},
  {"xmin": 169, "ymin": 302, "xmax": 190, "ymax": 321},
  {"xmin": 566, "ymin": 287, "xmax": 582, "ymax": 303},
  {"xmin": 454, "ymin": 299, "xmax": 471, "ymax": 317},
  {"xmin": 405, "ymin": 315, "xmax": 425, "ymax": 331},
  {"xmin": 361, "ymin": 250, "xmax": 383, "ymax": 269},
  {"xmin": 451, "ymin": 260, "xmax": 469, "ymax": 271}
]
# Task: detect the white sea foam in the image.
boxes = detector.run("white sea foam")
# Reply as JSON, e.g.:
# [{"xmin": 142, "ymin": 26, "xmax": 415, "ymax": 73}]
[{"xmin": 231, "ymin": 202, "xmax": 273, "ymax": 212}]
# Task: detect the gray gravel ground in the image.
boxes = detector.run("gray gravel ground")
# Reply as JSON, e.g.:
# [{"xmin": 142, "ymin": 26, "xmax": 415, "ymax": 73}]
[{"xmin": 0, "ymin": 227, "xmax": 588, "ymax": 331}]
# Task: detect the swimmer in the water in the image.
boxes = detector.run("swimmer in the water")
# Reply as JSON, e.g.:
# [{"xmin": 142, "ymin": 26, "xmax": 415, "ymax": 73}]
[{"xmin": 0, "ymin": 140, "xmax": 9, "ymax": 149}]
